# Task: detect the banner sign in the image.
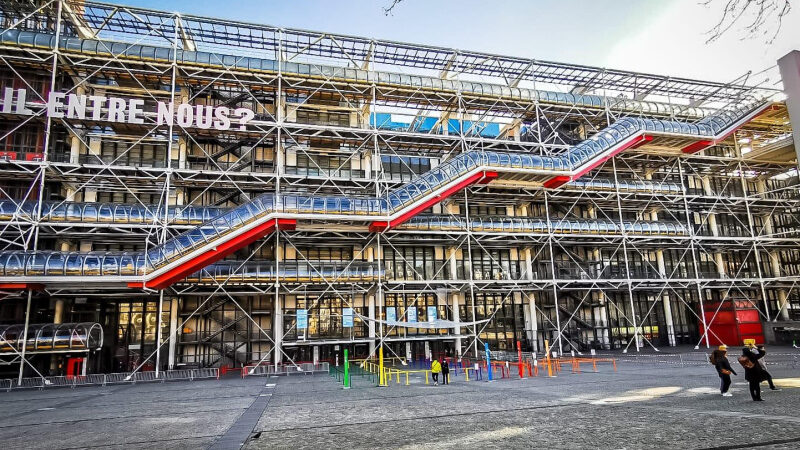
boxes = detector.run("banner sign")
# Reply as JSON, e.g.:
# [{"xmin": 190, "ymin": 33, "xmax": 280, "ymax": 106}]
[
  {"xmin": 296, "ymin": 309, "xmax": 308, "ymax": 330},
  {"xmin": 2, "ymin": 88, "xmax": 256, "ymax": 131},
  {"xmin": 342, "ymin": 308, "xmax": 353, "ymax": 328},
  {"xmin": 427, "ymin": 306, "xmax": 438, "ymax": 323},
  {"xmin": 407, "ymin": 306, "xmax": 417, "ymax": 323},
  {"xmin": 386, "ymin": 307, "xmax": 397, "ymax": 323}
]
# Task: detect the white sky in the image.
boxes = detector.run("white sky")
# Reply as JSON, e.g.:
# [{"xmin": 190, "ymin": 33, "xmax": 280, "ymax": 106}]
[{"xmin": 603, "ymin": 0, "xmax": 798, "ymax": 90}]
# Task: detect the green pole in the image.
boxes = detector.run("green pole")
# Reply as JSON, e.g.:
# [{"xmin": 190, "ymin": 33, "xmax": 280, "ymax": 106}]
[{"xmin": 343, "ymin": 349, "xmax": 350, "ymax": 389}]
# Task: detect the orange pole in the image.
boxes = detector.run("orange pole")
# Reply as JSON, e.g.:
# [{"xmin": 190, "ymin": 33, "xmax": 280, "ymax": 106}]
[{"xmin": 545, "ymin": 340, "xmax": 553, "ymax": 377}]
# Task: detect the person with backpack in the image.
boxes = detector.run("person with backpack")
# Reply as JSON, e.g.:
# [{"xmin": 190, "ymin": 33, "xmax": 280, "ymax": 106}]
[
  {"xmin": 747, "ymin": 344, "xmax": 780, "ymax": 392},
  {"xmin": 441, "ymin": 359, "xmax": 450, "ymax": 385},
  {"xmin": 710, "ymin": 345, "xmax": 737, "ymax": 396},
  {"xmin": 739, "ymin": 346, "xmax": 766, "ymax": 401},
  {"xmin": 430, "ymin": 358, "xmax": 441, "ymax": 386}
]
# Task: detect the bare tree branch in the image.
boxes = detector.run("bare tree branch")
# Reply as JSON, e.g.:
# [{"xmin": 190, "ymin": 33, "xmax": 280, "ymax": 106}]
[
  {"xmin": 704, "ymin": 0, "xmax": 792, "ymax": 44},
  {"xmin": 384, "ymin": 0, "xmax": 403, "ymax": 16}
]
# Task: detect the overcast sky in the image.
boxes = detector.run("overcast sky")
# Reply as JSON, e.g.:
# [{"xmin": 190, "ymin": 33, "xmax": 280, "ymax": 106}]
[{"xmin": 124, "ymin": 0, "xmax": 798, "ymax": 89}]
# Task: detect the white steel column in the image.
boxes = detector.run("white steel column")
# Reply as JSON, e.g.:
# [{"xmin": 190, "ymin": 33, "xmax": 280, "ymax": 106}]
[
  {"xmin": 611, "ymin": 157, "xmax": 642, "ymax": 352},
  {"xmin": 18, "ymin": 290, "xmax": 33, "ymax": 383},
  {"xmin": 451, "ymin": 292, "xmax": 462, "ymax": 357},
  {"xmin": 273, "ymin": 231, "xmax": 283, "ymax": 369},
  {"xmin": 368, "ymin": 294, "xmax": 376, "ymax": 354},
  {"xmin": 168, "ymin": 298, "xmax": 178, "ymax": 369},
  {"xmin": 155, "ymin": 290, "xmax": 165, "ymax": 376},
  {"xmin": 652, "ymin": 209, "xmax": 676, "ymax": 347},
  {"xmin": 678, "ymin": 160, "xmax": 711, "ymax": 348}
]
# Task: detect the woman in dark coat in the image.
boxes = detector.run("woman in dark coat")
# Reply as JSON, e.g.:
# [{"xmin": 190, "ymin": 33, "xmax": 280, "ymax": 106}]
[
  {"xmin": 711, "ymin": 346, "xmax": 736, "ymax": 396},
  {"xmin": 741, "ymin": 346, "xmax": 766, "ymax": 401}
]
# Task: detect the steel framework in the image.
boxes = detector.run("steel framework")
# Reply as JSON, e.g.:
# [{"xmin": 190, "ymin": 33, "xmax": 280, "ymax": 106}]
[{"xmin": 0, "ymin": 1, "xmax": 797, "ymax": 378}]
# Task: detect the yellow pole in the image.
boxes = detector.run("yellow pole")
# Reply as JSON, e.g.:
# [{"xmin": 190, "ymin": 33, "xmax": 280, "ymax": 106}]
[{"xmin": 379, "ymin": 345, "xmax": 386, "ymax": 387}]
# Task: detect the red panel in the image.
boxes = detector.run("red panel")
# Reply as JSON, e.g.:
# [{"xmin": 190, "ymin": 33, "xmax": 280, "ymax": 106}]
[
  {"xmin": 700, "ymin": 302, "xmax": 764, "ymax": 345},
  {"xmin": 0, "ymin": 283, "xmax": 43, "ymax": 290},
  {"xmin": 476, "ymin": 171, "xmax": 498, "ymax": 184},
  {"xmin": 700, "ymin": 324, "xmax": 740, "ymax": 347},
  {"xmin": 681, "ymin": 140, "xmax": 713, "ymax": 154},
  {"xmin": 369, "ymin": 171, "xmax": 496, "ymax": 232},
  {"xmin": 706, "ymin": 310, "xmax": 737, "ymax": 324},
  {"xmin": 138, "ymin": 218, "xmax": 297, "ymax": 290},
  {"xmin": 738, "ymin": 323, "xmax": 764, "ymax": 336},
  {"xmin": 542, "ymin": 176, "xmax": 570, "ymax": 189},
  {"xmin": 736, "ymin": 309, "xmax": 761, "ymax": 323}
]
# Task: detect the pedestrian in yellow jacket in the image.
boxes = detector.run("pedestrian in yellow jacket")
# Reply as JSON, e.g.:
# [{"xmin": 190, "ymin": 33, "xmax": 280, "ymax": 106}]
[{"xmin": 431, "ymin": 359, "xmax": 442, "ymax": 385}]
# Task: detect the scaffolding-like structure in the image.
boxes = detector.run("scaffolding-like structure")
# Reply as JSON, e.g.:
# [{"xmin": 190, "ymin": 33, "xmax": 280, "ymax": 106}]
[{"xmin": 0, "ymin": 1, "xmax": 797, "ymax": 377}]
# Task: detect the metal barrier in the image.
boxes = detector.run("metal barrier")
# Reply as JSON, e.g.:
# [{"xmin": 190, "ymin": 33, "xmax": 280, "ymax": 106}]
[
  {"xmin": 242, "ymin": 362, "xmax": 330, "ymax": 377},
  {"xmin": 1, "ymin": 368, "xmax": 220, "ymax": 392},
  {"xmin": 613, "ymin": 352, "xmax": 799, "ymax": 368}
]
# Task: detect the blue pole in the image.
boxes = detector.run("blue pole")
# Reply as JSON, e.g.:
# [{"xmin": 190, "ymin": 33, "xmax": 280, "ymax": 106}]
[{"xmin": 484, "ymin": 342, "xmax": 493, "ymax": 382}]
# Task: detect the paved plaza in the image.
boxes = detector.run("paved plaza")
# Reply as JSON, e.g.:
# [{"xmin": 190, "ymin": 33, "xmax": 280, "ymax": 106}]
[{"xmin": 1, "ymin": 350, "xmax": 799, "ymax": 449}]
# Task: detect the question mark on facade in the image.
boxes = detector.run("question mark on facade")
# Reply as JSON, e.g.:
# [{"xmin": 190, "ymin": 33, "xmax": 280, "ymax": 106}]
[{"xmin": 234, "ymin": 107, "xmax": 255, "ymax": 131}]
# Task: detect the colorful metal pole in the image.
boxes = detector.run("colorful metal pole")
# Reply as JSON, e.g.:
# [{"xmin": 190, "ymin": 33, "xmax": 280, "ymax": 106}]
[
  {"xmin": 545, "ymin": 339, "xmax": 554, "ymax": 377},
  {"xmin": 517, "ymin": 341, "xmax": 523, "ymax": 378},
  {"xmin": 343, "ymin": 349, "xmax": 350, "ymax": 389},
  {"xmin": 484, "ymin": 342, "xmax": 492, "ymax": 381},
  {"xmin": 378, "ymin": 345, "xmax": 386, "ymax": 387}
]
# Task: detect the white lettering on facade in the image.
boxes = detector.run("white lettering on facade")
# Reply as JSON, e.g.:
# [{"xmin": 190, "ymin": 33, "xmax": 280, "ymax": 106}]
[{"xmin": 15, "ymin": 90, "xmax": 257, "ymax": 131}]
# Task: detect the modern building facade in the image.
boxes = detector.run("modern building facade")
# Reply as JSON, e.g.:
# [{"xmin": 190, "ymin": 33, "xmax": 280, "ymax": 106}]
[{"xmin": 0, "ymin": 1, "xmax": 797, "ymax": 377}]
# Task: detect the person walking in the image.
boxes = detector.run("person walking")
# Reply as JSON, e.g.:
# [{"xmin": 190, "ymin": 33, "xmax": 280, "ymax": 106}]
[
  {"xmin": 748, "ymin": 343, "xmax": 780, "ymax": 392},
  {"xmin": 739, "ymin": 345, "xmax": 766, "ymax": 401},
  {"xmin": 710, "ymin": 345, "xmax": 736, "ymax": 396},
  {"xmin": 430, "ymin": 358, "xmax": 441, "ymax": 385},
  {"xmin": 441, "ymin": 359, "xmax": 450, "ymax": 385}
]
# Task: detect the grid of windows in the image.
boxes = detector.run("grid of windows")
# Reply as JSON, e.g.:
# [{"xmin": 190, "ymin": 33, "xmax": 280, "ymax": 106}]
[
  {"xmin": 381, "ymin": 155, "xmax": 433, "ymax": 182},
  {"xmin": 462, "ymin": 293, "xmax": 527, "ymax": 351},
  {"xmin": 288, "ymin": 152, "xmax": 363, "ymax": 178},
  {"xmin": 468, "ymin": 248, "xmax": 521, "ymax": 281},
  {"xmin": 384, "ymin": 293, "xmax": 450, "ymax": 336},
  {"xmin": 283, "ymin": 295, "xmax": 367, "ymax": 340},
  {"xmin": 384, "ymin": 247, "xmax": 445, "ymax": 280}
]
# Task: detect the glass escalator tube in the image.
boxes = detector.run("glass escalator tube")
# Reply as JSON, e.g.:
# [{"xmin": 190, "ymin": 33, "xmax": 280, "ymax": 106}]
[
  {"xmin": 598, "ymin": 221, "xmax": 609, "ymax": 235},
  {"xmin": 589, "ymin": 221, "xmax": 599, "ymax": 235},
  {"xmin": 97, "ymin": 204, "xmax": 113, "ymax": 223},
  {"xmin": 26, "ymin": 252, "xmax": 47, "ymax": 276},
  {"xmin": 0, "ymin": 201, "xmax": 17, "ymax": 221},
  {"xmin": 64, "ymin": 254, "xmax": 82, "ymax": 276},
  {"xmin": 46, "ymin": 253, "xmax": 66, "ymax": 276}
]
